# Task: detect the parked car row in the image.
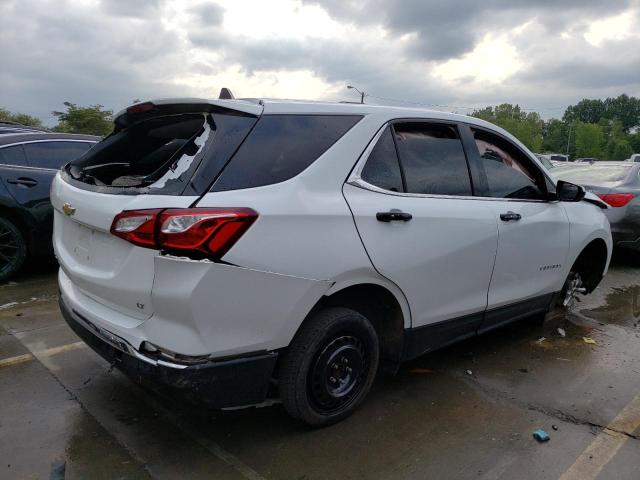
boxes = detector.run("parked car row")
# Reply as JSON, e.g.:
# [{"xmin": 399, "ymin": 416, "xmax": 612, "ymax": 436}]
[
  {"xmin": 554, "ymin": 162, "xmax": 640, "ymax": 253},
  {"xmin": 0, "ymin": 133, "xmax": 99, "ymax": 281}
]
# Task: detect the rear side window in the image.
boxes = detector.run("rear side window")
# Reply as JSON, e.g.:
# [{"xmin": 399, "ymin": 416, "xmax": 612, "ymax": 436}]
[
  {"xmin": 472, "ymin": 129, "xmax": 545, "ymax": 200},
  {"xmin": 0, "ymin": 145, "xmax": 27, "ymax": 166},
  {"xmin": 212, "ymin": 115, "xmax": 362, "ymax": 191},
  {"xmin": 361, "ymin": 127, "xmax": 404, "ymax": 192},
  {"xmin": 393, "ymin": 123, "xmax": 472, "ymax": 196},
  {"xmin": 24, "ymin": 141, "xmax": 93, "ymax": 169}
]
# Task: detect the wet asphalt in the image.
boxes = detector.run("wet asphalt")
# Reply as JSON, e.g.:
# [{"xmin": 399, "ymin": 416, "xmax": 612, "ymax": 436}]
[{"xmin": 0, "ymin": 255, "xmax": 639, "ymax": 479}]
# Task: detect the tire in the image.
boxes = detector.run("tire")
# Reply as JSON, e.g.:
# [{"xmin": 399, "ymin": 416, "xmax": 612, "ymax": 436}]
[
  {"xmin": 557, "ymin": 271, "xmax": 586, "ymax": 309},
  {"xmin": 0, "ymin": 217, "xmax": 27, "ymax": 283},
  {"xmin": 278, "ymin": 307, "xmax": 379, "ymax": 427}
]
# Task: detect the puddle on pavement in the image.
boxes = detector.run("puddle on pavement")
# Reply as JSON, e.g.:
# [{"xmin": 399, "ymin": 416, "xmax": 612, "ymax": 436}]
[{"xmin": 581, "ymin": 286, "xmax": 640, "ymax": 329}]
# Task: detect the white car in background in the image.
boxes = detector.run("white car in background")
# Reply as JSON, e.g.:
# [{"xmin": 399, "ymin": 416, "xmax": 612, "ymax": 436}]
[{"xmin": 52, "ymin": 97, "xmax": 612, "ymax": 426}]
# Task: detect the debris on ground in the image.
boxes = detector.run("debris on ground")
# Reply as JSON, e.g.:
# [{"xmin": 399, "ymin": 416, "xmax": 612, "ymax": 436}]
[
  {"xmin": 518, "ymin": 368, "xmax": 528, "ymax": 373},
  {"xmin": 410, "ymin": 368, "xmax": 433, "ymax": 374},
  {"xmin": 583, "ymin": 337, "xmax": 597, "ymax": 345},
  {"xmin": 557, "ymin": 328, "xmax": 566, "ymax": 337},
  {"xmin": 465, "ymin": 370, "xmax": 473, "ymax": 376},
  {"xmin": 533, "ymin": 429, "xmax": 550, "ymax": 442},
  {"xmin": 535, "ymin": 337, "xmax": 546, "ymax": 344},
  {"xmin": 0, "ymin": 302, "xmax": 19, "ymax": 310},
  {"xmin": 552, "ymin": 425, "xmax": 559, "ymax": 431}
]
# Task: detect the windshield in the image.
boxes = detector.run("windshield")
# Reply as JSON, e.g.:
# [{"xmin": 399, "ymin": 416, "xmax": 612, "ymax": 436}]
[{"xmin": 555, "ymin": 165, "xmax": 632, "ymax": 184}]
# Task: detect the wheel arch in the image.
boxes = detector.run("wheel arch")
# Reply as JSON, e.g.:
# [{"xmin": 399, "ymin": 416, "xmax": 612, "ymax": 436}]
[
  {"xmin": 301, "ymin": 278, "xmax": 409, "ymax": 364},
  {"xmin": 569, "ymin": 237, "xmax": 609, "ymax": 293}
]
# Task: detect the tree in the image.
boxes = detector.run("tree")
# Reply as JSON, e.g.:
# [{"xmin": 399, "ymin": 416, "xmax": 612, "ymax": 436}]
[
  {"xmin": 542, "ymin": 119, "xmax": 569, "ymax": 153},
  {"xmin": 603, "ymin": 94, "xmax": 640, "ymax": 133},
  {"xmin": 472, "ymin": 104, "xmax": 544, "ymax": 151},
  {"xmin": 0, "ymin": 107, "xmax": 44, "ymax": 128},
  {"xmin": 574, "ymin": 122, "xmax": 604, "ymax": 158},
  {"xmin": 563, "ymin": 99, "xmax": 605, "ymax": 125},
  {"xmin": 52, "ymin": 102, "xmax": 113, "ymax": 136},
  {"xmin": 563, "ymin": 95, "xmax": 640, "ymax": 133},
  {"xmin": 604, "ymin": 120, "xmax": 632, "ymax": 160}
]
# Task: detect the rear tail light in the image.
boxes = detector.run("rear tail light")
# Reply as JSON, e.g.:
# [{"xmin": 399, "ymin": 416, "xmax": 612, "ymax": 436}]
[
  {"xmin": 110, "ymin": 208, "xmax": 257, "ymax": 259},
  {"xmin": 596, "ymin": 193, "xmax": 635, "ymax": 207},
  {"xmin": 110, "ymin": 209, "xmax": 161, "ymax": 248}
]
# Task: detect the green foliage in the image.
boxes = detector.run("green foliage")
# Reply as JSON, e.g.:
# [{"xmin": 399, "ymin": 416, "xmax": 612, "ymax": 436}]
[
  {"xmin": 563, "ymin": 94, "xmax": 640, "ymax": 133},
  {"xmin": 52, "ymin": 102, "xmax": 113, "ymax": 136},
  {"xmin": 471, "ymin": 104, "xmax": 544, "ymax": 151},
  {"xmin": 541, "ymin": 119, "xmax": 568, "ymax": 153},
  {"xmin": 0, "ymin": 107, "xmax": 44, "ymax": 128},
  {"xmin": 574, "ymin": 122, "xmax": 604, "ymax": 158}
]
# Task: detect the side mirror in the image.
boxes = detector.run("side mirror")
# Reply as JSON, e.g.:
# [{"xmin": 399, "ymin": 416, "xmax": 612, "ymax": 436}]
[{"xmin": 556, "ymin": 180, "xmax": 585, "ymax": 202}]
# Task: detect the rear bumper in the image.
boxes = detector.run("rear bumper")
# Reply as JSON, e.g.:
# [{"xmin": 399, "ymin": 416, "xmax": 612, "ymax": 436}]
[{"xmin": 60, "ymin": 294, "xmax": 278, "ymax": 408}]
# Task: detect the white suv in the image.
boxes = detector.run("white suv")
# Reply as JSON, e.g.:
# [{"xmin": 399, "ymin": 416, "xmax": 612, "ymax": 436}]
[{"xmin": 52, "ymin": 98, "xmax": 612, "ymax": 426}]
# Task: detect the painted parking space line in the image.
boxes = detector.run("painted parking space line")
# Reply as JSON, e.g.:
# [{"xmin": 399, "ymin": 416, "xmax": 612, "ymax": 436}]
[
  {"xmin": 559, "ymin": 393, "xmax": 640, "ymax": 480},
  {"xmin": 0, "ymin": 341, "xmax": 86, "ymax": 368}
]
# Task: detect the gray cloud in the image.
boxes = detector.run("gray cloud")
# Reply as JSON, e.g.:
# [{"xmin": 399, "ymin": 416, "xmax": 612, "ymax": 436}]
[{"xmin": 1, "ymin": 0, "xmax": 639, "ymax": 126}]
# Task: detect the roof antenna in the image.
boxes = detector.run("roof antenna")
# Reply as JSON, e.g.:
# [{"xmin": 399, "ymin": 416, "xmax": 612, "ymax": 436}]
[{"xmin": 219, "ymin": 88, "xmax": 235, "ymax": 100}]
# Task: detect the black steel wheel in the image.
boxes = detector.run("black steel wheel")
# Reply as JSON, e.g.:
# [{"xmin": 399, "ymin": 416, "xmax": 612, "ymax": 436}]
[
  {"xmin": 0, "ymin": 217, "xmax": 26, "ymax": 282},
  {"xmin": 279, "ymin": 307, "xmax": 379, "ymax": 427}
]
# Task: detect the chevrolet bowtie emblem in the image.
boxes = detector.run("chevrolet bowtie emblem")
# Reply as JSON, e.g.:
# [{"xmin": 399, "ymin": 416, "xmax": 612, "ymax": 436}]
[{"xmin": 62, "ymin": 203, "xmax": 76, "ymax": 216}]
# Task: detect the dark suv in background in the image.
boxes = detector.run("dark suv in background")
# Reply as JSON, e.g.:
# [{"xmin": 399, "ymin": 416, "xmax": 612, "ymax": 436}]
[{"xmin": 0, "ymin": 133, "xmax": 98, "ymax": 281}]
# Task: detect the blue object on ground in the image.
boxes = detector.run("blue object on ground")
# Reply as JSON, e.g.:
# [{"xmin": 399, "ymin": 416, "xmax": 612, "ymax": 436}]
[{"xmin": 533, "ymin": 429, "xmax": 550, "ymax": 442}]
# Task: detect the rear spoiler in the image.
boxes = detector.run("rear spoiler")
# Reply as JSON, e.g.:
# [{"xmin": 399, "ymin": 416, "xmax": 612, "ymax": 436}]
[{"xmin": 113, "ymin": 98, "xmax": 263, "ymax": 129}]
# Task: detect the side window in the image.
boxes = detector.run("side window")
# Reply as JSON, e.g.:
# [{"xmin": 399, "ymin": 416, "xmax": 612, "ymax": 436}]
[
  {"xmin": 24, "ymin": 141, "xmax": 93, "ymax": 169},
  {"xmin": 393, "ymin": 123, "xmax": 472, "ymax": 196},
  {"xmin": 361, "ymin": 127, "xmax": 404, "ymax": 192},
  {"xmin": 472, "ymin": 129, "xmax": 545, "ymax": 200},
  {"xmin": 212, "ymin": 115, "xmax": 362, "ymax": 191},
  {"xmin": 0, "ymin": 145, "xmax": 27, "ymax": 166}
]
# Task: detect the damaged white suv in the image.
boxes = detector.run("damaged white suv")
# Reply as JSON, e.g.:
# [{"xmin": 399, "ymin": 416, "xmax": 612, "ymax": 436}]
[{"xmin": 53, "ymin": 97, "xmax": 612, "ymax": 426}]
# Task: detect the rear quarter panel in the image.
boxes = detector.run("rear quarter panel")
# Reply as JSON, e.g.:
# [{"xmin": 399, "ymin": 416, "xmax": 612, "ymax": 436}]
[{"xmin": 562, "ymin": 201, "xmax": 612, "ymax": 276}]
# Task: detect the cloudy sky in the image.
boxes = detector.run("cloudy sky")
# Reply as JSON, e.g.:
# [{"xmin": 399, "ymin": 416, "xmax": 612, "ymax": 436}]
[{"xmin": 1, "ymin": 0, "xmax": 639, "ymax": 125}]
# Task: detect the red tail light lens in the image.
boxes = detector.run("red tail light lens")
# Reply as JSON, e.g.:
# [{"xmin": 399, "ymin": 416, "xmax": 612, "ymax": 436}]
[
  {"xmin": 110, "ymin": 208, "xmax": 258, "ymax": 259},
  {"xmin": 596, "ymin": 193, "xmax": 635, "ymax": 207},
  {"xmin": 158, "ymin": 208, "xmax": 257, "ymax": 257},
  {"xmin": 110, "ymin": 209, "xmax": 161, "ymax": 248},
  {"xmin": 127, "ymin": 102, "xmax": 155, "ymax": 115}
]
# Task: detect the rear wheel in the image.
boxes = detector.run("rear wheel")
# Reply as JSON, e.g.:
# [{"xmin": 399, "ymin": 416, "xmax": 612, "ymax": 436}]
[
  {"xmin": 278, "ymin": 307, "xmax": 379, "ymax": 427},
  {"xmin": 0, "ymin": 217, "xmax": 26, "ymax": 282}
]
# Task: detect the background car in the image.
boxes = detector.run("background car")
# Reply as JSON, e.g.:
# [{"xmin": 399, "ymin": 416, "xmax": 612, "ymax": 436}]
[
  {"xmin": 0, "ymin": 133, "xmax": 99, "ymax": 281},
  {"xmin": 626, "ymin": 153, "xmax": 640, "ymax": 163},
  {"xmin": 0, "ymin": 121, "xmax": 49, "ymax": 135},
  {"xmin": 555, "ymin": 162, "xmax": 640, "ymax": 252}
]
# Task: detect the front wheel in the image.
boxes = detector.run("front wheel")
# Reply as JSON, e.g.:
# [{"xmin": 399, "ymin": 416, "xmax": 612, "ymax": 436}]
[
  {"xmin": 278, "ymin": 307, "xmax": 379, "ymax": 427},
  {"xmin": 0, "ymin": 217, "xmax": 27, "ymax": 283}
]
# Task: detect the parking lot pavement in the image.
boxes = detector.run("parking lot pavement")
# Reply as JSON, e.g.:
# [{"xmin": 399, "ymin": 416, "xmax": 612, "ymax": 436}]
[{"xmin": 1, "ymin": 258, "xmax": 639, "ymax": 480}]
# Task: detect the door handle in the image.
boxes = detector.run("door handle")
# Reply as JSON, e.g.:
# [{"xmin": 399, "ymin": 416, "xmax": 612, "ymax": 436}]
[
  {"xmin": 376, "ymin": 210, "xmax": 413, "ymax": 222},
  {"xmin": 500, "ymin": 211, "xmax": 521, "ymax": 222},
  {"xmin": 6, "ymin": 177, "xmax": 38, "ymax": 187}
]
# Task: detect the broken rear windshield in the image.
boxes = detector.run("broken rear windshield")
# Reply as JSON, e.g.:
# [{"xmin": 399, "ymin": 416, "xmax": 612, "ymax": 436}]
[{"xmin": 64, "ymin": 111, "xmax": 257, "ymax": 195}]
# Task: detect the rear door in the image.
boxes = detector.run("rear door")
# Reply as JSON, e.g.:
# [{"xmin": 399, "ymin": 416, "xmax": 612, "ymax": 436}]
[
  {"xmin": 343, "ymin": 122, "xmax": 498, "ymax": 358},
  {"xmin": 465, "ymin": 126, "xmax": 570, "ymax": 332}
]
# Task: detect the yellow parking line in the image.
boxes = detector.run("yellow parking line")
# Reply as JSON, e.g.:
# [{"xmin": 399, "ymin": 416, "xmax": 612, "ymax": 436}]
[
  {"xmin": 559, "ymin": 393, "xmax": 640, "ymax": 480},
  {"xmin": 0, "ymin": 353, "xmax": 34, "ymax": 368},
  {"xmin": 0, "ymin": 341, "xmax": 87, "ymax": 368}
]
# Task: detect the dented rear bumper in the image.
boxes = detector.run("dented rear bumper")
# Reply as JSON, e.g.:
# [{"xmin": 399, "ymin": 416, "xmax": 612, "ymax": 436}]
[{"xmin": 60, "ymin": 294, "xmax": 278, "ymax": 408}]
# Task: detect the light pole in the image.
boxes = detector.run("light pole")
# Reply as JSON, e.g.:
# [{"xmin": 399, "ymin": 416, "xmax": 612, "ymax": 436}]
[
  {"xmin": 347, "ymin": 85, "xmax": 366, "ymax": 104},
  {"xmin": 566, "ymin": 122, "xmax": 573, "ymax": 157}
]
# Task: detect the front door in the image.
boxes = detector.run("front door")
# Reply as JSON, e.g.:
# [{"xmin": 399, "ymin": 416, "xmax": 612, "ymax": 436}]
[{"xmin": 465, "ymin": 127, "xmax": 570, "ymax": 332}]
